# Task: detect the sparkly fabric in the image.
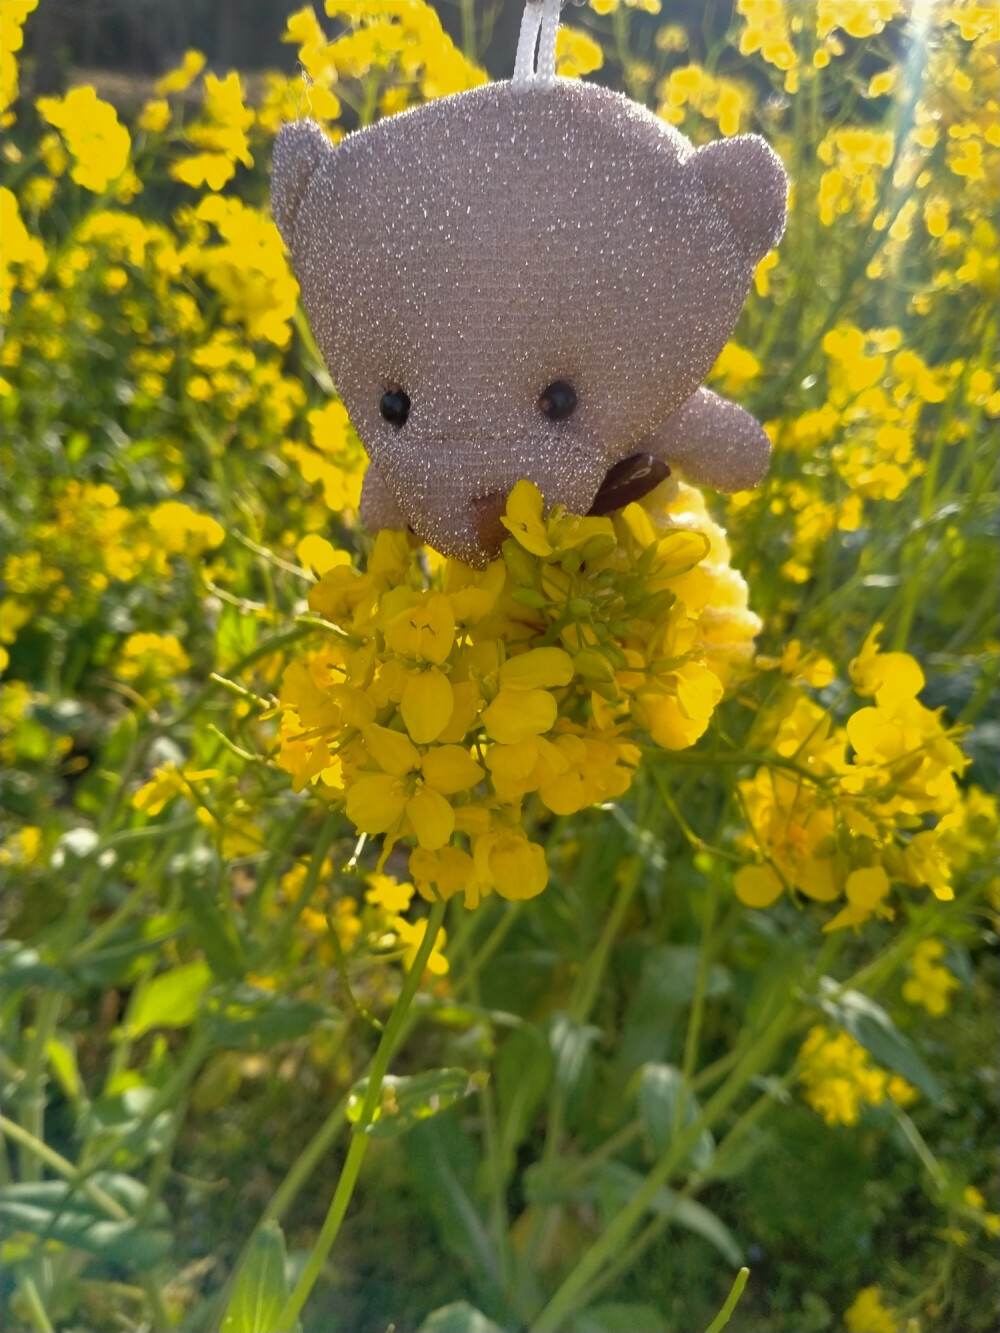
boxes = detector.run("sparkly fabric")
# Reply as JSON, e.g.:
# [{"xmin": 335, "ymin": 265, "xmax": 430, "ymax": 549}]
[{"xmin": 272, "ymin": 79, "xmax": 786, "ymax": 566}]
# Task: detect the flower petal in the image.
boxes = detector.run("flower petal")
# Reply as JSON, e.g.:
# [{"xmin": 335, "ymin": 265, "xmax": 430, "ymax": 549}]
[
  {"xmin": 500, "ymin": 480, "xmax": 552, "ymax": 556},
  {"xmin": 499, "ymin": 646, "xmax": 574, "ymax": 690},
  {"xmin": 733, "ymin": 863, "xmax": 784, "ymax": 908},
  {"xmin": 421, "ymin": 744, "xmax": 484, "ymax": 795},
  {"xmin": 362, "ymin": 722, "xmax": 421, "ymax": 776},
  {"xmin": 346, "ymin": 773, "xmax": 408, "ymax": 834},
  {"xmin": 405, "ymin": 786, "xmax": 455, "ymax": 850},
  {"xmin": 400, "ymin": 668, "xmax": 454, "ymax": 744},
  {"xmin": 482, "ymin": 687, "xmax": 557, "ymax": 744}
]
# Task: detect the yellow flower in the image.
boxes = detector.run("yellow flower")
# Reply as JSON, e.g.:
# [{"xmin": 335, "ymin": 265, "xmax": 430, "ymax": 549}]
[
  {"xmin": 733, "ymin": 862, "xmax": 783, "ymax": 909},
  {"xmin": 635, "ymin": 661, "xmax": 724, "ymax": 750},
  {"xmin": 399, "ymin": 667, "xmax": 455, "ymax": 744},
  {"xmin": 277, "ymin": 480, "xmax": 753, "ymax": 908},
  {"xmin": 182, "ymin": 196, "xmax": 297, "ymax": 345},
  {"xmin": 901, "ymin": 939, "xmax": 960, "ymax": 1015},
  {"xmin": 138, "ymin": 98, "xmax": 171, "ymax": 134},
  {"xmin": 757, "ymin": 639, "xmax": 835, "ymax": 688},
  {"xmin": 0, "ymin": 1, "xmax": 36, "ymax": 126},
  {"xmin": 392, "ymin": 915, "xmax": 448, "ymax": 975},
  {"xmin": 409, "ymin": 844, "xmax": 479, "ymax": 908},
  {"xmin": 556, "ymin": 26, "xmax": 604, "ymax": 79},
  {"xmin": 0, "ymin": 824, "xmax": 43, "ymax": 868},
  {"xmin": 116, "ymin": 632, "xmax": 191, "ymax": 701},
  {"xmin": 963, "ymin": 1184, "xmax": 1000, "ymax": 1237},
  {"xmin": 383, "ymin": 594, "xmax": 456, "ymax": 665},
  {"xmin": 133, "ymin": 762, "xmax": 219, "ymax": 817},
  {"xmin": 365, "ymin": 874, "xmax": 414, "ymax": 915},
  {"xmin": 818, "ymin": 1, "xmax": 902, "ymax": 41},
  {"xmin": 823, "ymin": 865, "xmax": 893, "ymax": 932},
  {"xmin": 0, "ymin": 187, "xmax": 46, "ymax": 313},
  {"xmin": 737, "ymin": 739, "xmax": 841, "ymax": 906},
  {"xmin": 346, "ymin": 723, "xmax": 484, "ymax": 850},
  {"xmin": 473, "ymin": 828, "xmax": 549, "ymax": 901},
  {"xmin": 297, "ymin": 533, "xmax": 350, "ymax": 577},
  {"xmin": 171, "ymin": 72, "xmax": 253, "ymax": 190},
  {"xmin": 501, "ymin": 479, "xmax": 553, "ymax": 557},
  {"xmin": 149, "ymin": 501, "xmax": 224, "ymax": 557},
  {"xmin": 736, "ymin": 0, "xmax": 798, "ymax": 73},
  {"xmin": 798, "ymin": 1026, "xmax": 915, "ymax": 1128},
  {"xmin": 844, "ymin": 1285, "xmax": 901, "ymax": 1333},
  {"xmin": 482, "ymin": 687, "xmax": 558, "ymax": 745},
  {"xmin": 711, "ymin": 341, "xmax": 760, "ymax": 396},
  {"xmin": 36, "ymin": 87, "xmax": 131, "ymax": 193},
  {"xmin": 155, "ymin": 49, "xmax": 206, "ymax": 95}
]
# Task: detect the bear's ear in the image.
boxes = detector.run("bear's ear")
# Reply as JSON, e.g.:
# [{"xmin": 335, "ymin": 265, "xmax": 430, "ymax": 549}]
[
  {"xmin": 692, "ymin": 134, "xmax": 788, "ymax": 264},
  {"xmin": 271, "ymin": 120, "xmax": 335, "ymax": 250}
]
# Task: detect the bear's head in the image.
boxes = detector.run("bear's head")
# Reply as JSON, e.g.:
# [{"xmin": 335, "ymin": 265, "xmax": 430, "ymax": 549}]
[{"xmin": 273, "ymin": 80, "xmax": 786, "ymax": 566}]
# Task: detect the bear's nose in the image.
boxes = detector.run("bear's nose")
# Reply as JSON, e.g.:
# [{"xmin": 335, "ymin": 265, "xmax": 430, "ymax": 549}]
[
  {"xmin": 588, "ymin": 454, "xmax": 670, "ymax": 516},
  {"xmin": 471, "ymin": 491, "xmax": 508, "ymax": 558}
]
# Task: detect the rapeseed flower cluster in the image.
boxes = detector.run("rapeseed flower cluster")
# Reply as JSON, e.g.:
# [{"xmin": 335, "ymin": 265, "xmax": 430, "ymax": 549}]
[
  {"xmin": 901, "ymin": 939, "xmax": 960, "ymax": 1016},
  {"xmin": 735, "ymin": 625, "xmax": 969, "ymax": 925},
  {"xmin": 844, "ymin": 1285, "xmax": 911, "ymax": 1333},
  {"xmin": 276, "ymin": 480, "xmax": 758, "ymax": 908},
  {"xmin": 797, "ymin": 1024, "xmax": 917, "ymax": 1128}
]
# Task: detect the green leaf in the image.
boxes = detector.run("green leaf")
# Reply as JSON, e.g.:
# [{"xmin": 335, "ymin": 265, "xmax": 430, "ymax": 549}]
[
  {"xmin": 46, "ymin": 1034, "xmax": 83, "ymax": 1102},
  {"xmin": 417, "ymin": 1301, "xmax": 506, "ymax": 1333},
  {"xmin": 592, "ymin": 1162, "xmax": 743, "ymax": 1269},
  {"xmin": 220, "ymin": 1221, "xmax": 291, "ymax": 1333},
  {"xmin": 1, "ymin": 1200, "xmax": 171, "ymax": 1268},
  {"xmin": 549, "ymin": 1012, "xmax": 600, "ymax": 1097},
  {"xmin": 3, "ymin": 1173, "xmax": 168, "ymax": 1225},
  {"xmin": 1, "ymin": 1176, "xmax": 171, "ymax": 1269},
  {"xmin": 408, "ymin": 1117, "xmax": 500, "ymax": 1287},
  {"xmin": 81, "ymin": 1088, "xmax": 175, "ymax": 1163},
  {"xmin": 817, "ymin": 981, "xmax": 944, "ymax": 1104},
  {"xmin": 637, "ymin": 1063, "xmax": 716, "ymax": 1172},
  {"xmin": 177, "ymin": 856, "xmax": 247, "ymax": 980},
  {"xmin": 126, "ymin": 960, "xmax": 212, "ymax": 1038},
  {"xmin": 205, "ymin": 985, "xmax": 338, "ymax": 1050},
  {"xmin": 616, "ymin": 945, "xmax": 731, "ymax": 1077},
  {"xmin": 495, "ymin": 1024, "xmax": 552, "ymax": 1174},
  {"xmin": 72, "ymin": 915, "xmax": 188, "ymax": 989},
  {"xmin": 216, "ymin": 601, "xmax": 259, "ymax": 671},
  {"xmin": 347, "ymin": 1068, "xmax": 483, "ymax": 1139},
  {"xmin": 0, "ymin": 942, "xmax": 72, "ymax": 993}
]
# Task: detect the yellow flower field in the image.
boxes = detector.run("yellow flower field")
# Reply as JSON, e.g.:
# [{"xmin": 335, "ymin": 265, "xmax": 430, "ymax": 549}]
[{"xmin": 1, "ymin": 3, "xmax": 997, "ymax": 1331}]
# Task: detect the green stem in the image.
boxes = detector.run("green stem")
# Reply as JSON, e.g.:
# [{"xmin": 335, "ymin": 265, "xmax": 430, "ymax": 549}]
[
  {"xmin": 451, "ymin": 902, "xmax": 523, "ymax": 1000},
  {"xmin": 257, "ymin": 812, "xmax": 341, "ymax": 971},
  {"xmin": 530, "ymin": 995, "xmax": 800, "ymax": 1332},
  {"xmin": 208, "ymin": 1096, "xmax": 349, "ymax": 1332},
  {"xmin": 570, "ymin": 854, "xmax": 643, "ymax": 1024},
  {"xmin": 0, "ymin": 1116, "xmax": 127, "ymax": 1219},
  {"xmin": 17, "ymin": 1275, "xmax": 54, "ymax": 1333},
  {"xmin": 68, "ymin": 831, "xmax": 188, "ymax": 963},
  {"xmin": 275, "ymin": 899, "xmax": 447, "ymax": 1332},
  {"xmin": 705, "ymin": 1267, "xmax": 751, "ymax": 1333},
  {"xmin": 18, "ymin": 993, "xmax": 63, "ymax": 1183},
  {"xmin": 531, "ymin": 851, "xmax": 645, "ymax": 1261},
  {"xmin": 676, "ymin": 873, "xmax": 721, "ymax": 1139},
  {"xmin": 563, "ymin": 1119, "xmax": 642, "ymax": 1187}
]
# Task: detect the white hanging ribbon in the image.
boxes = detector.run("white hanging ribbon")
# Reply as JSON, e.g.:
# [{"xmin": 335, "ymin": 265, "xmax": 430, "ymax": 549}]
[{"xmin": 512, "ymin": 0, "xmax": 564, "ymax": 90}]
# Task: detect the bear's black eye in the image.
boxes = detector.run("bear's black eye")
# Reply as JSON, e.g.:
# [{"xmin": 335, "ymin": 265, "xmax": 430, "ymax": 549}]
[
  {"xmin": 539, "ymin": 380, "xmax": 577, "ymax": 421},
  {"xmin": 380, "ymin": 388, "xmax": 410, "ymax": 427}
]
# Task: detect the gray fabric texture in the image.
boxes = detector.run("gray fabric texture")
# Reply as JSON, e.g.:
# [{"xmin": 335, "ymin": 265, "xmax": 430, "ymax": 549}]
[{"xmin": 272, "ymin": 78, "xmax": 787, "ymax": 565}]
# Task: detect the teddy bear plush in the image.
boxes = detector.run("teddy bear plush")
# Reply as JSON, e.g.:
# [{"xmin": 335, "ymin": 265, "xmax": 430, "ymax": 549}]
[{"xmin": 272, "ymin": 0, "xmax": 787, "ymax": 567}]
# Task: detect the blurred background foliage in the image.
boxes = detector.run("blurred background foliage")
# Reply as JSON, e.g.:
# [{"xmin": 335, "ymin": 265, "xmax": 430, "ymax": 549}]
[{"xmin": 1, "ymin": 3, "xmax": 998, "ymax": 1332}]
